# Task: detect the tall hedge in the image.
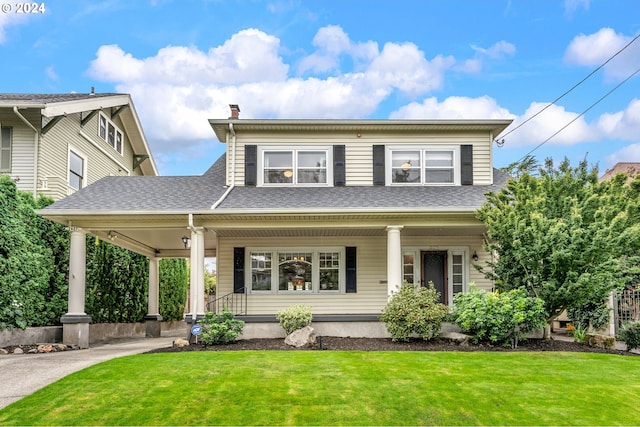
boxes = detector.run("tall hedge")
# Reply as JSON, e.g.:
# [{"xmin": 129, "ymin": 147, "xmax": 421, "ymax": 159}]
[
  {"xmin": 85, "ymin": 237, "xmax": 149, "ymax": 323},
  {"xmin": 159, "ymin": 258, "xmax": 189, "ymax": 321},
  {"xmin": 0, "ymin": 176, "xmax": 57, "ymax": 328}
]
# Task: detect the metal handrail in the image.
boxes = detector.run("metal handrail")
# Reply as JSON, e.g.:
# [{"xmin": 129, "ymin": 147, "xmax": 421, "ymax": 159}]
[{"xmin": 206, "ymin": 287, "xmax": 247, "ymax": 315}]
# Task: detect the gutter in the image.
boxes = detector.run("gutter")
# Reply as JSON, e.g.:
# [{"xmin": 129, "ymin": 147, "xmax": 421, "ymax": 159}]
[
  {"xmin": 13, "ymin": 107, "xmax": 39, "ymax": 197},
  {"xmin": 210, "ymin": 122, "xmax": 237, "ymax": 209}
]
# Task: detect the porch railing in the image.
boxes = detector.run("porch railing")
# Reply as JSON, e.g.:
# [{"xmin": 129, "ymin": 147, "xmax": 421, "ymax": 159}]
[{"xmin": 206, "ymin": 287, "xmax": 247, "ymax": 315}]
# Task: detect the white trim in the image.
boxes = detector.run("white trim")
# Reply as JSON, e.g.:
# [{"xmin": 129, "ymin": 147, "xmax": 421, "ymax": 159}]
[
  {"xmin": 78, "ymin": 130, "xmax": 131, "ymax": 175},
  {"xmin": 386, "ymin": 145, "xmax": 460, "ymax": 186},
  {"xmin": 246, "ymin": 246, "xmax": 345, "ymax": 294},
  {"xmin": 402, "ymin": 246, "xmax": 470, "ymax": 306},
  {"xmin": 257, "ymin": 146, "xmax": 333, "ymax": 187}
]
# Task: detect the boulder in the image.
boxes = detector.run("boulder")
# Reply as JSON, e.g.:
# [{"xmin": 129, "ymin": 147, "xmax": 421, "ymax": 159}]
[
  {"xmin": 0, "ymin": 348, "xmax": 8, "ymax": 354},
  {"xmin": 285, "ymin": 326, "xmax": 317, "ymax": 348},
  {"xmin": 13, "ymin": 347, "xmax": 23, "ymax": 354},
  {"xmin": 37, "ymin": 344, "xmax": 54, "ymax": 353},
  {"xmin": 173, "ymin": 338, "xmax": 190, "ymax": 348},
  {"xmin": 585, "ymin": 333, "xmax": 616, "ymax": 350},
  {"xmin": 440, "ymin": 331, "xmax": 471, "ymax": 345}
]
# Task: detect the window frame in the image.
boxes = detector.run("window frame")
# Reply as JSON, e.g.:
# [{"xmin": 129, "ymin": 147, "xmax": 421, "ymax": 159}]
[
  {"xmin": 386, "ymin": 145, "xmax": 460, "ymax": 186},
  {"xmin": 246, "ymin": 247, "xmax": 345, "ymax": 294},
  {"xmin": 68, "ymin": 146, "xmax": 87, "ymax": 191},
  {"xmin": 98, "ymin": 113, "xmax": 124, "ymax": 155},
  {"xmin": 0, "ymin": 125, "xmax": 12, "ymax": 172},
  {"xmin": 257, "ymin": 146, "xmax": 333, "ymax": 187}
]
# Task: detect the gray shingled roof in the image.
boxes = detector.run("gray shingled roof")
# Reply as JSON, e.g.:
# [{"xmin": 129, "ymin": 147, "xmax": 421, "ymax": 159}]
[
  {"xmin": 43, "ymin": 154, "xmax": 509, "ymax": 213},
  {"xmin": 0, "ymin": 93, "xmax": 120, "ymax": 104}
]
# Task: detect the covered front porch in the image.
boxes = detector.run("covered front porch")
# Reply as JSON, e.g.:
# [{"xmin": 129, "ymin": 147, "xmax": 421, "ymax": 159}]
[{"xmin": 42, "ymin": 210, "xmax": 488, "ymax": 348}]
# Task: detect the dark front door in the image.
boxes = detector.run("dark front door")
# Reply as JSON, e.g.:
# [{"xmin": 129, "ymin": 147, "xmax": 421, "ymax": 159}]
[{"xmin": 422, "ymin": 251, "xmax": 447, "ymax": 304}]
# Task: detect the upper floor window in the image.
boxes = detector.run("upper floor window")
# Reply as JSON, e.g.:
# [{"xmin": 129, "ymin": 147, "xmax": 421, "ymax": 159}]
[
  {"xmin": 387, "ymin": 146, "xmax": 459, "ymax": 185},
  {"xmin": 69, "ymin": 149, "xmax": 85, "ymax": 190},
  {"xmin": 259, "ymin": 147, "xmax": 330, "ymax": 186},
  {"xmin": 98, "ymin": 113, "xmax": 123, "ymax": 155},
  {"xmin": 0, "ymin": 126, "xmax": 12, "ymax": 172}
]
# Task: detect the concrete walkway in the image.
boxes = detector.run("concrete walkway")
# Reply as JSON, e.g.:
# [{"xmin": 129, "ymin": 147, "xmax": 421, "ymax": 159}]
[{"xmin": 0, "ymin": 335, "xmax": 181, "ymax": 410}]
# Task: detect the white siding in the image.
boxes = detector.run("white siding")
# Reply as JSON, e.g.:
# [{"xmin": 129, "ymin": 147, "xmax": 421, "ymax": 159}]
[
  {"xmin": 228, "ymin": 129, "xmax": 495, "ymax": 187},
  {"xmin": 217, "ymin": 234, "xmax": 494, "ymax": 316}
]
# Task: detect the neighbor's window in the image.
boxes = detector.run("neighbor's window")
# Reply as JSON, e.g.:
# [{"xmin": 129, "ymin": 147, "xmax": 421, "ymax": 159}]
[
  {"xmin": 261, "ymin": 148, "xmax": 329, "ymax": 185},
  {"xmin": 388, "ymin": 147, "xmax": 458, "ymax": 185},
  {"xmin": 249, "ymin": 248, "xmax": 343, "ymax": 293},
  {"xmin": 98, "ymin": 113, "xmax": 123, "ymax": 155},
  {"xmin": 0, "ymin": 126, "xmax": 12, "ymax": 172},
  {"xmin": 68, "ymin": 150, "xmax": 85, "ymax": 190}
]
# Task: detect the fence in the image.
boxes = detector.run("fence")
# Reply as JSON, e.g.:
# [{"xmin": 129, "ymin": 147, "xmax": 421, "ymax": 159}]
[{"xmin": 614, "ymin": 288, "xmax": 640, "ymax": 334}]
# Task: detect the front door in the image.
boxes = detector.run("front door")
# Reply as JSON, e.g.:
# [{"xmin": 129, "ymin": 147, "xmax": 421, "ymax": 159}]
[{"xmin": 421, "ymin": 251, "xmax": 448, "ymax": 304}]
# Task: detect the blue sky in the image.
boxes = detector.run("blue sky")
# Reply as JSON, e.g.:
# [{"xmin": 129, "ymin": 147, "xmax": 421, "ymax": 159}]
[{"xmin": 1, "ymin": 0, "xmax": 639, "ymax": 176}]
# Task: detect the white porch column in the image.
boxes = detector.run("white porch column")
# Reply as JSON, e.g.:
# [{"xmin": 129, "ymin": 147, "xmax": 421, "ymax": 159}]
[
  {"xmin": 144, "ymin": 257, "xmax": 162, "ymax": 337},
  {"xmin": 60, "ymin": 227, "xmax": 91, "ymax": 348},
  {"xmin": 386, "ymin": 225, "xmax": 404, "ymax": 298},
  {"xmin": 188, "ymin": 227, "xmax": 206, "ymax": 322}
]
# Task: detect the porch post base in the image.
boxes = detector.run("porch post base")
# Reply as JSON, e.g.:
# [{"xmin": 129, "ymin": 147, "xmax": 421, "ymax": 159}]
[
  {"xmin": 60, "ymin": 315, "xmax": 92, "ymax": 349},
  {"xmin": 144, "ymin": 314, "xmax": 163, "ymax": 337}
]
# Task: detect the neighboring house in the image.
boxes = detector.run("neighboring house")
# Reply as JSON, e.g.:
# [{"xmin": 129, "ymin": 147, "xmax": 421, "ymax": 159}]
[
  {"xmin": 0, "ymin": 92, "xmax": 157, "ymax": 200},
  {"xmin": 600, "ymin": 162, "xmax": 640, "ymax": 184},
  {"xmin": 41, "ymin": 105, "xmax": 512, "ymax": 347}
]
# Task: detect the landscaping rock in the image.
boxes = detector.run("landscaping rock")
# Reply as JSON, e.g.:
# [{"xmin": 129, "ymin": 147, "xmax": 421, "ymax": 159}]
[
  {"xmin": 173, "ymin": 338, "xmax": 190, "ymax": 348},
  {"xmin": 585, "ymin": 333, "xmax": 616, "ymax": 350},
  {"xmin": 13, "ymin": 347, "xmax": 23, "ymax": 354},
  {"xmin": 37, "ymin": 344, "xmax": 54, "ymax": 353},
  {"xmin": 0, "ymin": 348, "xmax": 8, "ymax": 354},
  {"xmin": 285, "ymin": 326, "xmax": 317, "ymax": 348},
  {"xmin": 440, "ymin": 331, "xmax": 471, "ymax": 345}
]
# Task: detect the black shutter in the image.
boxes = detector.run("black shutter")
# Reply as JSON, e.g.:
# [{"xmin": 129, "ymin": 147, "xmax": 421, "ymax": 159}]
[
  {"xmin": 345, "ymin": 246, "xmax": 357, "ymax": 293},
  {"xmin": 461, "ymin": 144, "xmax": 473, "ymax": 186},
  {"xmin": 373, "ymin": 145, "xmax": 385, "ymax": 186},
  {"xmin": 333, "ymin": 145, "xmax": 346, "ymax": 186},
  {"xmin": 233, "ymin": 247, "xmax": 245, "ymax": 293},
  {"xmin": 245, "ymin": 145, "xmax": 257, "ymax": 186}
]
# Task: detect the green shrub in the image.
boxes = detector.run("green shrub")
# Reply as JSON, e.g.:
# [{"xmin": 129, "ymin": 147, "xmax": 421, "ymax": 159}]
[
  {"xmin": 567, "ymin": 301, "xmax": 610, "ymax": 332},
  {"xmin": 450, "ymin": 284, "xmax": 547, "ymax": 347},
  {"xmin": 276, "ymin": 304, "xmax": 313, "ymax": 335},
  {"xmin": 380, "ymin": 282, "xmax": 449, "ymax": 342},
  {"xmin": 199, "ymin": 310, "xmax": 245, "ymax": 345},
  {"xmin": 619, "ymin": 321, "xmax": 640, "ymax": 351}
]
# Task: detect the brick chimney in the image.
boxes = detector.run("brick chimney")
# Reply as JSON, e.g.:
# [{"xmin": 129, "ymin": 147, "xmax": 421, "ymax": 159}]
[{"xmin": 229, "ymin": 104, "xmax": 240, "ymax": 119}]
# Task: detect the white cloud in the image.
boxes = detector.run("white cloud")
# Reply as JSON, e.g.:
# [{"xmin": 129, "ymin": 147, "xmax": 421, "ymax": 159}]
[
  {"xmin": 605, "ymin": 143, "xmax": 640, "ymax": 167},
  {"xmin": 564, "ymin": 28, "xmax": 640, "ymax": 80},
  {"xmin": 390, "ymin": 96, "xmax": 513, "ymax": 120},
  {"xmin": 88, "ymin": 25, "xmax": 465, "ymax": 156},
  {"xmin": 0, "ymin": 9, "xmax": 29, "ymax": 44},
  {"xmin": 472, "ymin": 40, "xmax": 516, "ymax": 60},
  {"xmin": 45, "ymin": 66, "xmax": 58, "ymax": 81},
  {"xmin": 596, "ymin": 98, "xmax": 640, "ymax": 140}
]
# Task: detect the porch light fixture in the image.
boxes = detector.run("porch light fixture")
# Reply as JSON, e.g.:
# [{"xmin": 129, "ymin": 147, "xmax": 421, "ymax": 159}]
[
  {"xmin": 181, "ymin": 235, "xmax": 190, "ymax": 249},
  {"xmin": 472, "ymin": 251, "xmax": 479, "ymax": 262},
  {"xmin": 401, "ymin": 160, "xmax": 412, "ymax": 171}
]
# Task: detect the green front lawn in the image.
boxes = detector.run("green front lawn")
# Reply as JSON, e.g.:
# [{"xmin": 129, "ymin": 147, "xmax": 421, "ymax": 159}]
[{"xmin": 1, "ymin": 351, "xmax": 638, "ymax": 426}]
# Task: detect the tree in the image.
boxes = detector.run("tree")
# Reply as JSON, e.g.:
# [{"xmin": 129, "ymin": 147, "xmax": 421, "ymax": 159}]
[
  {"xmin": 159, "ymin": 258, "xmax": 189, "ymax": 321},
  {"xmin": 477, "ymin": 158, "xmax": 640, "ymax": 326}
]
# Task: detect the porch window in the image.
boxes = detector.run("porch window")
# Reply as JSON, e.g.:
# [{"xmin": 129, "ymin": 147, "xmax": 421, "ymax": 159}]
[
  {"xmin": 248, "ymin": 248, "xmax": 344, "ymax": 293},
  {"xmin": 403, "ymin": 252, "xmax": 415, "ymax": 284},
  {"xmin": 387, "ymin": 146, "xmax": 459, "ymax": 185},
  {"xmin": 451, "ymin": 253, "xmax": 464, "ymax": 296},
  {"xmin": 260, "ymin": 148, "xmax": 330, "ymax": 186},
  {"xmin": 0, "ymin": 126, "xmax": 12, "ymax": 172},
  {"xmin": 98, "ymin": 113, "xmax": 124, "ymax": 155}
]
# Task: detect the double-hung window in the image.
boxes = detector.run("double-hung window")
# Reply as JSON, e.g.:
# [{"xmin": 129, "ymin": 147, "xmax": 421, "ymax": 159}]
[
  {"xmin": 249, "ymin": 248, "xmax": 344, "ymax": 293},
  {"xmin": 68, "ymin": 149, "xmax": 86, "ymax": 190},
  {"xmin": 0, "ymin": 126, "xmax": 12, "ymax": 172},
  {"xmin": 260, "ymin": 148, "xmax": 330, "ymax": 186},
  {"xmin": 388, "ymin": 146, "xmax": 459, "ymax": 185},
  {"xmin": 98, "ymin": 113, "xmax": 123, "ymax": 154}
]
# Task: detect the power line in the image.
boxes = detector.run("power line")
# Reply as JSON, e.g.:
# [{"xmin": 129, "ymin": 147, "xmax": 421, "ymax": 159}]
[
  {"xmin": 517, "ymin": 64, "xmax": 640, "ymax": 163},
  {"xmin": 496, "ymin": 31, "xmax": 640, "ymax": 145}
]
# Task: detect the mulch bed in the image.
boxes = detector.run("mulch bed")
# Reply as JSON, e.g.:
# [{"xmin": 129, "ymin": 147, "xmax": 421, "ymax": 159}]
[{"xmin": 145, "ymin": 336, "xmax": 638, "ymax": 356}]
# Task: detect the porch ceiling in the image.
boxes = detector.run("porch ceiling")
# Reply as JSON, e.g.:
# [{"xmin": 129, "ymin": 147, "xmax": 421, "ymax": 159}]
[{"xmin": 44, "ymin": 211, "xmax": 486, "ymax": 258}]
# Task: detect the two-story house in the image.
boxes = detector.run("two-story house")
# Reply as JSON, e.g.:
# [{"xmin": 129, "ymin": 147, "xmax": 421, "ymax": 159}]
[
  {"xmin": 41, "ymin": 105, "xmax": 512, "ymax": 347},
  {"xmin": 0, "ymin": 92, "xmax": 157, "ymax": 200}
]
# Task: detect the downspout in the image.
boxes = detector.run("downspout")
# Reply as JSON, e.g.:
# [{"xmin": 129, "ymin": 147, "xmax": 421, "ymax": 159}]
[
  {"xmin": 210, "ymin": 122, "xmax": 236, "ymax": 209},
  {"xmin": 13, "ymin": 107, "xmax": 39, "ymax": 197}
]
